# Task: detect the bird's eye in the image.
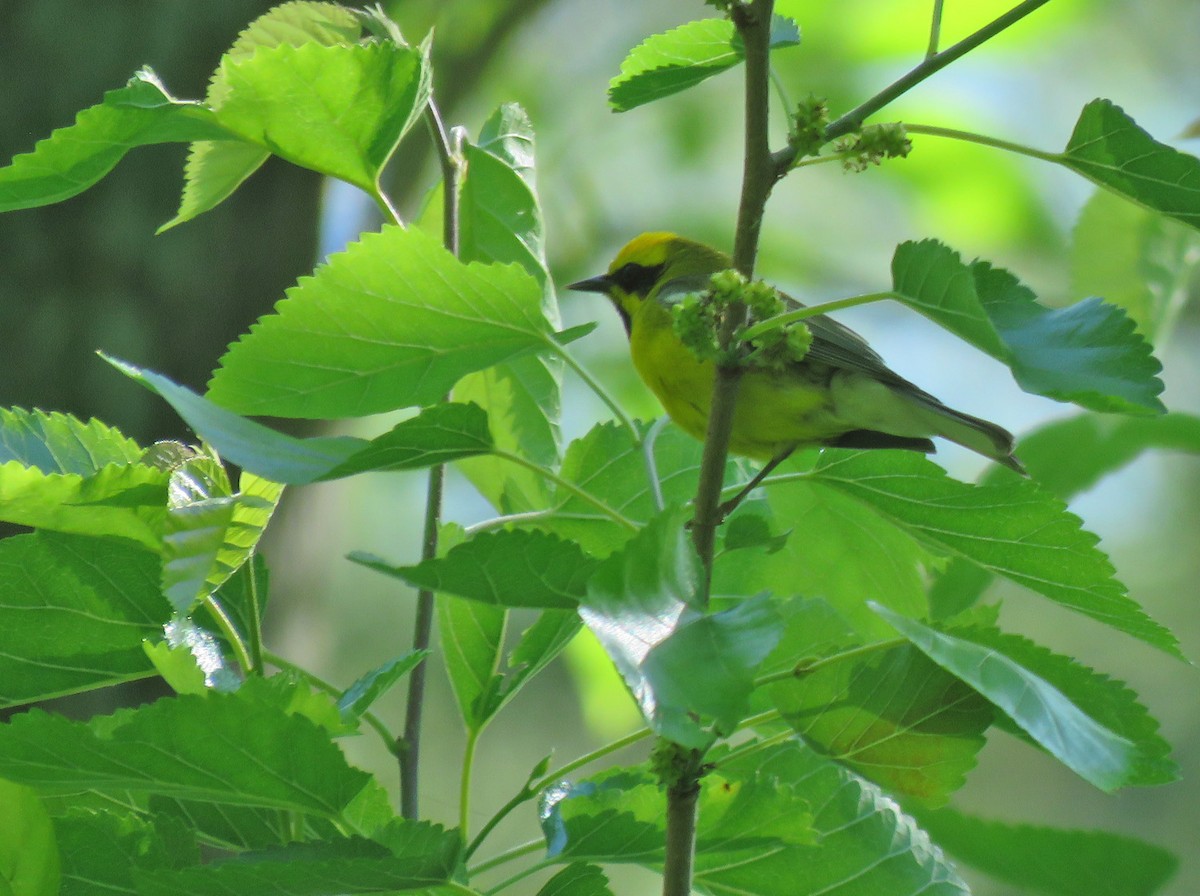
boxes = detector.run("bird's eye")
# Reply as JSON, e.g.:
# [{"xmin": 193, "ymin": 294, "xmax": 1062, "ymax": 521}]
[{"xmin": 609, "ymin": 262, "xmax": 665, "ymax": 297}]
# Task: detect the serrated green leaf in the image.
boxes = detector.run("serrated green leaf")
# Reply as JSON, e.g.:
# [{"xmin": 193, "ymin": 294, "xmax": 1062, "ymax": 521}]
[
  {"xmin": 338, "ymin": 651, "xmax": 428, "ymax": 720},
  {"xmin": 872, "ymin": 607, "xmax": 1139, "ymax": 791},
  {"xmin": 0, "ymin": 69, "xmax": 233, "ymax": 212},
  {"xmin": 537, "ymin": 863, "xmax": 612, "ymax": 896},
  {"xmin": 945, "ymin": 625, "xmax": 1174, "ymax": 786},
  {"xmin": 1060, "ymin": 99, "xmax": 1200, "ymax": 231},
  {"xmin": 111, "ymin": 357, "xmax": 494, "ymax": 483},
  {"xmin": 609, "ymin": 16, "xmax": 800, "ymax": 112},
  {"xmin": 56, "ymin": 810, "xmax": 184, "ymax": 896},
  {"xmin": 499, "ymin": 610, "xmax": 582, "ymax": 707},
  {"xmin": 368, "ymin": 530, "xmax": 597, "ymax": 609},
  {"xmin": 438, "ymin": 594, "xmax": 506, "ymax": 731},
  {"xmin": 0, "ymin": 779, "xmax": 60, "ymax": 896},
  {"xmin": 810, "ymin": 450, "xmax": 1181, "ymax": 658},
  {"xmin": 582, "ymin": 507, "xmax": 733, "ymax": 747},
  {"xmin": 0, "ymin": 408, "xmax": 144, "ymax": 474},
  {"xmin": 207, "ymin": 226, "xmax": 550, "ymax": 418},
  {"xmin": 164, "ymin": 1, "xmax": 363, "ymax": 229},
  {"xmin": 915, "ymin": 807, "xmax": 1178, "ymax": 896},
  {"xmin": 210, "ymin": 41, "xmax": 430, "ymax": 194},
  {"xmin": 702, "ymin": 741, "xmax": 969, "ymax": 896},
  {"xmin": 892, "ymin": 239, "xmax": 1165, "ymax": 415},
  {"xmin": 145, "ymin": 617, "xmax": 240, "ymax": 695},
  {"xmin": 1071, "ymin": 188, "xmax": 1200, "ymax": 340},
  {"xmin": 131, "ymin": 826, "xmax": 461, "ymax": 896},
  {"xmin": 148, "ymin": 795, "xmax": 288, "ymax": 852},
  {"xmin": 455, "ymin": 104, "xmax": 561, "ymax": 512},
  {"xmin": 0, "ymin": 533, "xmax": 165, "ymax": 709},
  {"xmin": 540, "ymin": 763, "xmax": 813, "ymax": 865},
  {"xmin": 772, "ymin": 641, "xmax": 991, "ymax": 806},
  {"xmin": 0, "ymin": 692, "xmax": 381, "ymax": 824}
]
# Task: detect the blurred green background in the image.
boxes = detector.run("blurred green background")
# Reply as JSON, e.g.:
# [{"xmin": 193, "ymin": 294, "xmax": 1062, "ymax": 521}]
[{"xmin": 1, "ymin": 1, "xmax": 1197, "ymax": 893}]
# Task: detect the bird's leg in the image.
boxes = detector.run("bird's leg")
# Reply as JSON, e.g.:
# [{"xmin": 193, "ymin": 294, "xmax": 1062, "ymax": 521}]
[{"xmin": 715, "ymin": 444, "xmax": 797, "ymax": 521}]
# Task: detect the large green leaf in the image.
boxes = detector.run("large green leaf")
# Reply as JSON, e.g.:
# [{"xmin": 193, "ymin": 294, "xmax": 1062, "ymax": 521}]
[
  {"xmin": 0, "ymin": 779, "xmax": 60, "ymax": 896},
  {"xmin": 113, "ymin": 358, "xmax": 494, "ymax": 484},
  {"xmin": 365, "ymin": 529, "xmax": 597, "ymax": 609},
  {"xmin": 537, "ymin": 863, "xmax": 612, "ymax": 896},
  {"xmin": 0, "ymin": 533, "xmax": 166, "ymax": 709},
  {"xmin": 0, "ymin": 408, "xmax": 144, "ymax": 473},
  {"xmin": 454, "ymin": 104, "xmax": 562, "ymax": 512},
  {"xmin": 772, "ymin": 642, "xmax": 992, "ymax": 806},
  {"xmin": 0, "ymin": 69, "xmax": 233, "ymax": 212},
  {"xmin": 873, "ymin": 607, "xmax": 1142, "ymax": 791},
  {"xmin": 207, "ymin": 226, "xmax": 551, "ymax": 418},
  {"xmin": 0, "ymin": 691, "xmax": 384, "ymax": 825},
  {"xmin": 211, "ymin": 40, "xmax": 430, "ymax": 194},
  {"xmin": 892, "ymin": 239, "xmax": 1164, "ymax": 415},
  {"xmin": 916, "ymin": 807, "xmax": 1178, "ymax": 896},
  {"xmin": 1060, "ymin": 99, "xmax": 1200, "ymax": 232},
  {"xmin": 56, "ymin": 810, "xmax": 187, "ymax": 896},
  {"xmin": 164, "ymin": 0, "xmax": 364, "ymax": 228},
  {"xmin": 807, "ymin": 450, "xmax": 1181, "ymax": 658},
  {"xmin": 132, "ymin": 826, "xmax": 462, "ymax": 896},
  {"xmin": 609, "ymin": 16, "xmax": 800, "ymax": 112}
]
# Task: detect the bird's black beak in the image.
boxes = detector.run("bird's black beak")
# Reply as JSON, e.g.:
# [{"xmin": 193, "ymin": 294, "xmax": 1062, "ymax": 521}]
[{"xmin": 567, "ymin": 274, "xmax": 612, "ymax": 293}]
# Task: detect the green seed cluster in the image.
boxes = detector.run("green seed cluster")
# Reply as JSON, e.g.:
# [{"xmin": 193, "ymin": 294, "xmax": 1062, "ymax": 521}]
[
  {"xmin": 672, "ymin": 270, "xmax": 812, "ymax": 371},
  {"xmin": 788, "ymin": 95, "xmax": 831, "ymax": 160},
  {"xmin": 837, "ymin": 122, "xmax": 912, "ymax": 172}
]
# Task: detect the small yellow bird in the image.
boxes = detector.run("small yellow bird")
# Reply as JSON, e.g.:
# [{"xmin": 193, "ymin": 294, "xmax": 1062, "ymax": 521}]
[{"xmin": 570, "ymin": 232, "xmax": 1023, "ymax": 474}]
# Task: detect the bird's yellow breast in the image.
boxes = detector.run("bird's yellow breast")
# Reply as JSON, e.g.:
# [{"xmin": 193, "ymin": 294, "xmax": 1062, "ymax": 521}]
[{"xmin": 628, "ymin": 299, "xmax": 833, "ymax": 460}]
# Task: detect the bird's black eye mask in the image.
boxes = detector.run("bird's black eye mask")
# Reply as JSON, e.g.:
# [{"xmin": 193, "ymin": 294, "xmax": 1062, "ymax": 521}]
[{"xmin": 607, "ymin": 261, "xmax": 665, "ymax": 297}]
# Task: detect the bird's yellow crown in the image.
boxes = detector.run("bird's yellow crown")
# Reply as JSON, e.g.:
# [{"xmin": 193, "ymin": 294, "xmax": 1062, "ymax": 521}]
[{"xmin": 607, "ymin": 231, "xmax": 678, "ymax": 273}]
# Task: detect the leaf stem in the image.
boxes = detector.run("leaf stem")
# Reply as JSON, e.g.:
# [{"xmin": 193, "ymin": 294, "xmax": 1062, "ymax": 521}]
[
  {"xmin": 460, "ymin": 728, "xmax": 480, "ymax": 843},
  {"xmin": 201, "ymin": 594, "xmax": 255, "ymax": 675},
  {"xmin": 752, "ymin": 637, "xmax": 907, "ymax": 688},
  {"xmin": 262, "ymin": 650, "xmax": 399, "ymax": 755},
  {"xmin": 493, "ymin": 450, "xmax": 639, "ymax": 531},
  {"xmin": 773, "ymin": 0, "xmax": 1053, "ymax": 171},
  {"xmin": 549, "ymin": 340, "xmax": 640, "ymax": 441},
  {"xmin": 904, "ymin": 122, "xmax": 1060, "ymax": 163},
  {"xmin": 738, "ymin": 291, "xmax": 898, "ymax": 341},
  {"xmin": 472, "ymin": 843, "xmax": 550, "ymax": 886},
  {"xmin": 244, "ymin": 553, "xmax": 265, "ymax": 675},
  {"xmin": 926, "ymin": 0, "xmax": 945, "ymax": 59}
]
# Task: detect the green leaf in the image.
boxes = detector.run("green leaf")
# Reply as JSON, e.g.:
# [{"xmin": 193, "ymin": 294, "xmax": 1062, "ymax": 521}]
[
  {"xmin": 0, "ymin": 533, "xmax": 165, "ymax": 709},
  {"xmin": 441, "ymin": 600, "xmax": 505, "ymax": 731},
  {"xmin": 0, "ymin": 408, "xmax": 144, "ymax": 473},
  {"xmin": 698, "ymin": 741, "xmax": 968, "ymax": 896},
  {"xmin": 771, "ymin": 642, "xmax": 992, "ymax": 805},
  {"xmin": 56, "ymin": 810, "xmax": 185, "ymax": 896},
  {"xmin": 338, "ymin": 651, "xmax": 428, "ymax": 720},
  {"xmin": 0, "ymin": 69, "xmax": 232, "ymax": 212},
  {"xmin": 810, "ymin": 450, "xmax": 1182, "ymax": 658},
  {"xmin": 544, "ymin": 421, "xmax": 737, "ymax": 555},
  {"xmin": 499, "ymin": 610, "xmax": 582, "ymax": 710},
  {"xmin": 0, "ymin": 691, "xmax": 382, "ymax": 825},
  {"xmin": 750, "ymin": 454, "xmax": 934, "ymax": 637},
  {"xmin": 161, "ymin": 457, "xmax": 282, "ymax": 614},
  {"xmin": 164, "ymin": 1, "xmax": 364, "ymax": 228},
  {"xmin": 111, "ymin": 357, "xmax": 494, "ymax": 484},
  {"xmin": 454, "ymin": 104, "xmax": 561, "ymax": 512},
  {"xmin": 582, "ymin": 507, "xmax": 756, "ymax": 748},
  {"xmin": 0, "ymin": 779, "xmax": 60, "ymax": 896},
  {"xmin": 132, "ymin": 826, "xmax": 461, "ymax": 896},
  {"xmin": 609, "ymin": 16, "xmax": 800, "ymax": 112},
  {"xmin": 944, "ymin": 625, "xmax": 1174, "ymax": 786},
  {"xmin": 1016, "ymin": 412, "xmax": 1200, "ymax": 500},
  {"xmin": 207, "ymin": 225, "xmax": 550, "ymax": 418},
  {"xmin": 1070, "ymin": 188, "xmax": 1200, "ymax": 340},
  {"xmin": 148, "ymin": 796, "xmax": 289, "ymax": 852},
  {"xmin": 892, "ymin": 239, "xmax": 1165, "ymax": 415},
  {"xmin": 210, "ymin": 40, "xmax": 430, "ymax": 194},
  {"xmin": 915, "ymin": 807, "xmax": 1178, "ymax": 896},
  {"xmin": 872, "ymin": 606, "xmax": 1140, "ymax": 791},
  {"xmin": 146, "ymin": 617, "xmax": 240, "ymax": 694},
  {"xmin": 367, "ymin": 530, "xmax": 598, "ymax": 609},
  {"xmin": 1060, "ymin": 99, "xmax": 1200, "ymax": 232},
  {"xmin": 641, "ymin": 594, "xmax": 783, "ymax": 740},
  {"xmin": 540, "ymin": 763, "xmax": 813, "ymax": 865},
  {"xmin": 537, "ymin": 863, "xmax": 612, "ymax": 896}
]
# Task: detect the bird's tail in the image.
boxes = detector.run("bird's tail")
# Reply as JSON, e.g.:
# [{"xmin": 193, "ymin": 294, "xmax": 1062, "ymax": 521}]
[{"xmin": 915, "ymin": 397, "xmax": 1025, "ymax": 474}]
